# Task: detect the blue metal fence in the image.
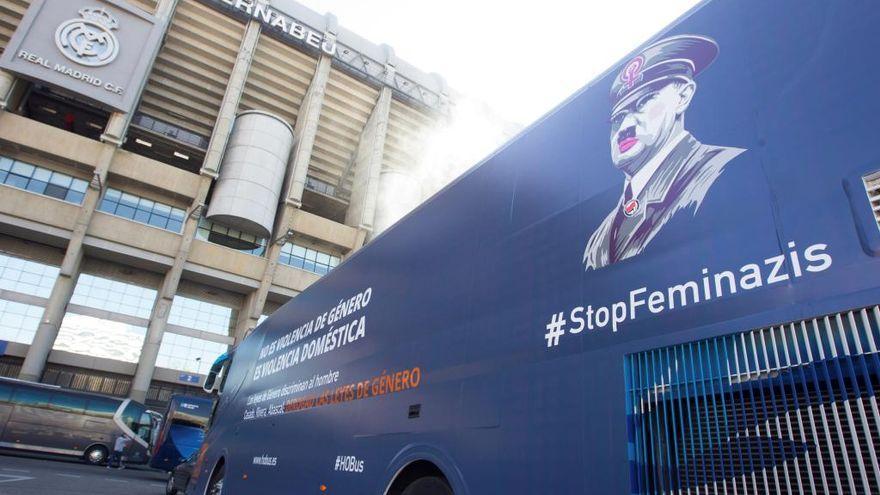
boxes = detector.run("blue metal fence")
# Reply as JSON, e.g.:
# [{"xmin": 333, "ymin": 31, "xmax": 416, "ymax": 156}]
[{"xmin": 626, "ymin": 306, "xmax": 880, "ymax": 494}]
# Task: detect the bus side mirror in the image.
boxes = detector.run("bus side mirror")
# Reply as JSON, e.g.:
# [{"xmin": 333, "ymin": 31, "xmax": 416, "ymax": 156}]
[{"xmin": 203, "ymin": 354, "xmax": 229, "ymax": 395}]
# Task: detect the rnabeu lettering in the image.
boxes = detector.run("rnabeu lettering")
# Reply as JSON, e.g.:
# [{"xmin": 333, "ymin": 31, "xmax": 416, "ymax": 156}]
[{"xmin": 546, "ymin": 241, "xmax": 832, "ymax": 345}]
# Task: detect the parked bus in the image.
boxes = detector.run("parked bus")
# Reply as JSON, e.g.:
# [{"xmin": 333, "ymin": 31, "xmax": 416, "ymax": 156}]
[
  {"xmin": 0, "ymin": 377, "xmax": 156, "ymax": 465},
  {"xmin": 150, "ymin": 395, "xmax": 214, "ymax": 472},
  {"xmin": 190, "ymin": 1, "xmax": 880, "ymax": 493}
]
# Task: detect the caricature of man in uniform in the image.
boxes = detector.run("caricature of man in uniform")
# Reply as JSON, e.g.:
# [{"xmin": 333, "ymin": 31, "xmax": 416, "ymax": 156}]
[{"xmin": 584, "ymin": 35, "xmax": 745, "ymax": 270}]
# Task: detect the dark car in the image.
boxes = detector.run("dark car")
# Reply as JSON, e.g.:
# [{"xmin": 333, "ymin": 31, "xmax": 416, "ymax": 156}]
[{"xmin": 166, "ymin": 453, "xmax": 196, "ymax": 495}]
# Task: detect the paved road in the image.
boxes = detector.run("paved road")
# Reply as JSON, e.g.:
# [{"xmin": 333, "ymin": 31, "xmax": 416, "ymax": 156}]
[{"xmin": 0, "ymin": 452, "xmax": 168, "ymax": 494}]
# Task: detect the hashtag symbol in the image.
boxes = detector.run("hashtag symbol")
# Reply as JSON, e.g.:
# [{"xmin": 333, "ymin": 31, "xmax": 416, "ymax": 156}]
[{"xmin": 545, "ymin": 312, "xmax": 566, "ymax": 348}]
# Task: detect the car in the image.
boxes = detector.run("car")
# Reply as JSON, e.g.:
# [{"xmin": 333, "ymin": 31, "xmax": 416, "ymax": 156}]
[{"xmin": 165, "ymin": 453, "xmax": 196, "ymax": 495}]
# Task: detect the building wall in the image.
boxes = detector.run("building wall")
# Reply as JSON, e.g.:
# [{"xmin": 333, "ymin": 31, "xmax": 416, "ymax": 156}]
[{"xmin": 0, "ymin": 0, "xmax": 449, "ymax": 406}]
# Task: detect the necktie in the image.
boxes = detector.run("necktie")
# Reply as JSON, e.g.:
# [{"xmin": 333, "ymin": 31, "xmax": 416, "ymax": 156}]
[{"xmin": 608, "ymin": 182, "xmax": 633, "ymax": 263}]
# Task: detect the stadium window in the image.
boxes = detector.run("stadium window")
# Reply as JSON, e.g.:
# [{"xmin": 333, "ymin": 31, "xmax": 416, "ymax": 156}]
[
  {"xmin": 98, "ymin": 187, "xmax": 186, "ymax": 233},
  {"xmin": 53, "ymin": 313, "xmax": 147, "ymax": 364},
  {"xmin": 0, "ymin": 252, "xmax": 59, "ymax": 298},
  {"xmin": 167, "ymin": 295, "xmax": 235, "ymax": 336},
  {"xmin": 71, "ymin": 273, "xmax": 158, "ymax": 319},
  {"xmin": 0, "ymin": 300, "xmax": 43, "ymax": 345},
  {"xmin": 196, "ymin": 216, "xmax": 266, "ymax": 256},
  {"xmin": 157, "ymin": 332, "xmax": 229, "ymax": 375},
  {"xmin": 279, "ymin": 242, "xmax": 340, "ymax": 276},
  {"xmin": 0, "ymin": 156, "xmax": 88, "ymax": 204}
]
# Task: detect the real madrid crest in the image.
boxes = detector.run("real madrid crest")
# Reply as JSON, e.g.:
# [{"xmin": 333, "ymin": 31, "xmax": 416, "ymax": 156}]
[{"xmin": 55, "ymin": 7, "xmax": 120, "ymax": 67}]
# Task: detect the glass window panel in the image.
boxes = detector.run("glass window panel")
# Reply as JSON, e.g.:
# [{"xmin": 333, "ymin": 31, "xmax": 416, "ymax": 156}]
[
  {"xmin": 115, "ymin": 204, "xmax": 135, "ymax": 218},
  {"xmin": 0, "ymin": 157, "xmax": 11, "ymax": 171},
  {"xmin": 166, "ymin": 219, "xmax": 182, "ymax": 233},
  {"xmin": 0, "ymin": 169, "xmax": 7, "ymax": 182},
  {"xmin": 96, "ymin": 187, "xmax": 183, "ymax": 233},
  {"xmin": 53, "ymin": 313, "xmax": 147, "ymax": 363},
  {"xmin": 148, "ymin": 214, "xmax": 168, "ymax": 228},
  {"xmin": 170, "ymin": 208, "xmax": 185, "ymax": 221},
  {"xmin": 25, "ymin": 179, "xmax": 47, "ymax": 194},
  {"xmin": 133, "ymin": 209, "xmax": 151, "ymax": 223},
  {"xmin": 168, "ymin": 295, "xmax": 233, "ymax": 335},
  {"xmin": 32, "ymin": 168, "xmax": 52, "ymax": 182},
  {"xmin": 0, "ymin": 252, "xmax": 59, "ymax": 297},
  {"xmin": 43, "ymin": 183, "xmax": 68, "ymax": 200},
  {"xmin": 119, "ymin": 193, "xmax": 139, "ymax": 208},
  {"xmin": 0, "ymin": 300, "xmax": 42, "ymax": 344},
  {"xmin": 305, "ymin": 249, "xmax": 318, "ymax": 261},
  {"xmin": 316, "ymin": 252, "xmax": 330, "ymax": 265},
  {"xmin": 5, "ymin": 173, "xmax": 28, "ymax": 189},
  {"xmin": 71, "ymin": 274, "xmax": 156, "ymax": 319},
  {"xmin": 65, "ymin": 190, "xmax": 84, "ymax": 204},
  {"xmin": 10, "ymin": 161, "xmax": 34, "ymax": 176},
  {"xmin": 290, "ymin": 244, "xmax": 306, "ymax": 258},
  {"xmin": 157, "ymin": 333, "xmax": 229, "ymax": 375},
  {"xmin": 48, "ymin": 173, "xmax": 72, "ymax": 188},
  {"xmin": 70, "ymin": 178, "xmax": 88, "ymax": 193}
]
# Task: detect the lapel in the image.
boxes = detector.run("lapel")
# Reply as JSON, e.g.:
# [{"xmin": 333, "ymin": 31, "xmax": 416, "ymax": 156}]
[{"xmin": 614, "ymin": 134, "xmax": 702, "ymax": 258}]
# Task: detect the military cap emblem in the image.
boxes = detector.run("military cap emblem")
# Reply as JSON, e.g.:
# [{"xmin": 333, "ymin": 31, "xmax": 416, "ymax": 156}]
[
  {"xmin": 611, "ymin": 34, "xmax": 719, "ymax": 116},
  {"xmin": 55, "ymin": 7, "xmax": 120, "ymax": 67}
]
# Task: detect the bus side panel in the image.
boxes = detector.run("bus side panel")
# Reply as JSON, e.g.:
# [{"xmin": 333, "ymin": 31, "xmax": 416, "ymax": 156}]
[{"xmin": 193, "ymin": 1, "xmax": 880, "ymax": 494}]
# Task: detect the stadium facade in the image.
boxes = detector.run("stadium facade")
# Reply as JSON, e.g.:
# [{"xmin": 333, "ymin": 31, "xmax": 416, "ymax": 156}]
[{"xmin": 0, "ymin": 0, "xmax": 450, "ymax": 408}]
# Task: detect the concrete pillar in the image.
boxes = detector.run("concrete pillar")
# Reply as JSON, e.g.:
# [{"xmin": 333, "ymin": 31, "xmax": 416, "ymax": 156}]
[
  {"xmin": 233, "ymin": 47, "xmax": 334, "ymax": 343},
  {"xmin": 201, "ymin": 21, "xmax": 261, "ymax": 176},
  {"xmin": 100, "ymin": 113, "xmax": 129, "ymax": 146},
  {"xmin": 344, "ymin": 66, "xmax": 394, "ymax": 235},
  {"xmin": 18, "ymin": 145, "xmax": 117, "ymax": 381},
  {"xmin": 128, "ymin": 20, "xmax": 262, "ymax": 402}
]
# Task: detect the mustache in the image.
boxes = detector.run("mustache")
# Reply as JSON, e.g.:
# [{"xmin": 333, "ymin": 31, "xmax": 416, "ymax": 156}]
[{"xmin": 617, "ymin": 125, "xmax": 636, "ymax": 143}]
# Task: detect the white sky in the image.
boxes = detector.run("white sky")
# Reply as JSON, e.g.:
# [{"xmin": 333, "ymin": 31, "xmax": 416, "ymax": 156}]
[{"xmin": 297, "ymin": 0, "xmax": 703, "ymax": 125}]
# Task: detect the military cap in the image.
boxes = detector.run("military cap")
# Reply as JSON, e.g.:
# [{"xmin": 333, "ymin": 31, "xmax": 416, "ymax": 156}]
[{"xmin": 611, "ymin": 34, "xmax": 719, "ymax": 115}]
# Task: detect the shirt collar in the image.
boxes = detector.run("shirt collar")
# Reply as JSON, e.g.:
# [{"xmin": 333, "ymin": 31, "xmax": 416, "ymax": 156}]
[{"xmin": 625, "ymin": 131, "xmax": 689, "ymax": 199}]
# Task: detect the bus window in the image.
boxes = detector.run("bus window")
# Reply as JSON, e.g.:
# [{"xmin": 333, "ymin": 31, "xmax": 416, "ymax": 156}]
[
  {"xmin": 0, "ymin": 383, "xmax": 12, "ymax": 402},
  {"xmin": 85, "ymin": 397, "xmax": 119, "ymax": 419},
  {"xmin": 12, "ymin": 387, "xmax": 51, "ymax": 408},
  {"xmin": 121, "ymin": 400, "xmax": 146, "ymax": 431},
  {"xmin": 50, "ymin": 393, "xmax": 86, "ymax": 414}
]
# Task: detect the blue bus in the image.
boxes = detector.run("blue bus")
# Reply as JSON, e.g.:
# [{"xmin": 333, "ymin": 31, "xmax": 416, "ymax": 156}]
[
  {"xmin": 150, "ymin": 395, "xmax": 214, "ymax": 472},
  {"xmin": 190, "ymin": 0, "xmax": 880, "ymax": 493}
]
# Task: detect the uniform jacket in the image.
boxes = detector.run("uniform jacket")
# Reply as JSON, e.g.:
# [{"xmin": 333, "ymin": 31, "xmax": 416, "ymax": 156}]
[{"xmin": 584, "ymin": 133, "xmax": 745, "ymax": 270}]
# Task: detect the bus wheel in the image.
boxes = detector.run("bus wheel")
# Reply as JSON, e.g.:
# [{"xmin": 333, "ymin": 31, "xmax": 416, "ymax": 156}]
[
  {"xmin": 84, "ymin": 445, "xmax": 108, "ymax": 465},
  {"xmin": 207, "ymin": 463, "xmax": 225, "ymax": 495},
  {"xmin": 402, "ymin": 477, "xmax": 453, "ymax": 495}
]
